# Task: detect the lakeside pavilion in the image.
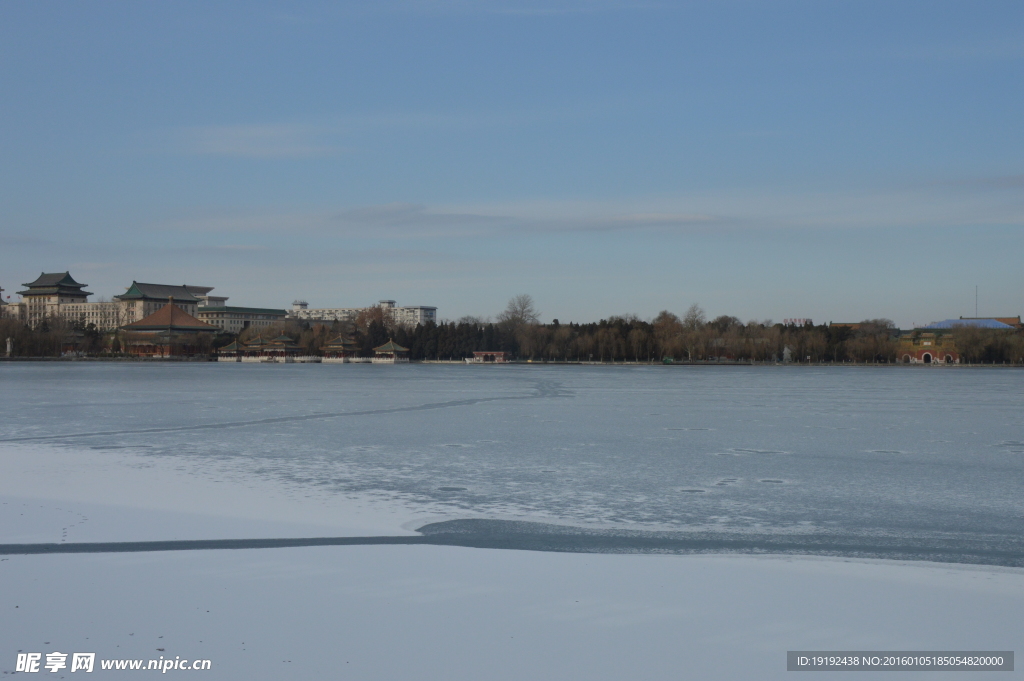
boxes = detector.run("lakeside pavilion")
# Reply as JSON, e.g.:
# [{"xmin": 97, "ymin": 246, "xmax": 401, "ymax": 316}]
[
  {"xmin": 372, "ymin": 339, "xmax": 409, "ymax": 364},
  {"xmin": 323, "ymin": 335, "xmax": 358, "ymax": 363}
]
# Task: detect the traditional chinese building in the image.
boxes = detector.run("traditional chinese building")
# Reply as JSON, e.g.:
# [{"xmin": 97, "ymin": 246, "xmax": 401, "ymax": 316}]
[
  {"xmin": 217, "ymin": 334, "xmax": 306, "ymax": 362},
  {"xmin": 896, "ymin": 318, "xmax": 1016, "ymax": 364},
  {"xmin": 120, "ymin": 299, "xmax": 218, "ymax": 357},
  {"xmin": 323, "ymin": 335, "xmax": 358, "ymax": 363},
  {"xmin": 265, "ymin": 334, "xmax": 303, "ymax": 360},
  {"xmin": 17, "ymin": 272, "xmax": 93, "ymax": 328},
  {"xmin": 372, "ymin": 339, "xmax": 409, "ymax": 364},
  {"xmin": 897, "ymin": 331, "xmax": 959, "ymax": 364},
  {"xmin": 116, "ymin": 282, "xmax": 204, "ymax": 324},
  {"xmin": 216, "ymin": 340, "xmax": 243, "ymax": 362}
]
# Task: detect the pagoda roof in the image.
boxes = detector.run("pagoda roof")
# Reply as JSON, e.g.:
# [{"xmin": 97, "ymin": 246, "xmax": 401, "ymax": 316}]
[
  {"xmin": 373, "ymin": 339, "xmax": 409, "ymax": 353},
  {"xmin": 217, "ymin": 341, "xmax": 241, "ymax": 352},
  {"xmin": 122, "ymin": 302, "xmax": 217, "ymax": 332},
  {"xmin": 324, "ymin": 336, "xmax": 357, "ymax": 351},
  {"xmin": 244, "ymin": 335, "xmax": 267, "ymax": 347},
  {"xmin": 18, "ymin": 271, "xmax": 92, "ymax": 297},
  {"xmin": 325, "ymin": 335, "xmax": 356, "ymax": 345},
  {"xmin": 116, "ymin": 282, "xmax": 200, "ymax": 303},
  {"xmin": 22, "ymin": 271, "xmax": 87, "ymax": 289},
  {"xmin": 270, "ymin": 334, "xmax": 296, "ymax": 343}
]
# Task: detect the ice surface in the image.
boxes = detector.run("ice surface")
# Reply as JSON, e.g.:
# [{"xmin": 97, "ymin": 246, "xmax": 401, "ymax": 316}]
[
  {"xmin": 2, "ymin": 363, "xmax": 1023, "ymax": 679},
  {"xmin": 2, "ymin": 363, "xmax": 1022, "ymax": 561}
]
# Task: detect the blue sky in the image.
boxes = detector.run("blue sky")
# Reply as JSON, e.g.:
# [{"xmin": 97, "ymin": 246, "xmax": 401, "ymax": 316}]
[{"xmin": 1, "ymin": 1, "xmax": 1021, "ymax": 326}]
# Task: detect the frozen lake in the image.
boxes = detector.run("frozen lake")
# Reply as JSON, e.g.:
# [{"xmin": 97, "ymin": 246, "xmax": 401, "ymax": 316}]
[
  {"xmin": 1, "ymin": 363, "xmax": 1022, "ymax": 565},
  {"xmin": 2, "ymin": 363, "xmax": 1023, "ymax": 680}
]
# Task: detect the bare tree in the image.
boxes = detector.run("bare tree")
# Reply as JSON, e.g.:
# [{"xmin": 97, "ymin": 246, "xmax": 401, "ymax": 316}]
[
  {"xmin": 497, "ymin": 294, "xmax": 540, "ymax": 329},
  {"xmin": 683, "ymin": 303, "xmax": 706, "ymax": 330}
]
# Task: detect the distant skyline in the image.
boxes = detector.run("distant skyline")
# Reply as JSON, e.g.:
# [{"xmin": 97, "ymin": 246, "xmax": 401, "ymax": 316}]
[{"xmin": 2, "ymin": 1, "xmax": 1021, "ymax": 328}]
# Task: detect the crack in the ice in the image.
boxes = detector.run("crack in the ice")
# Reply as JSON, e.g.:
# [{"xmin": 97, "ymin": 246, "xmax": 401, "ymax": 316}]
[{"xmin": 0, "ymin": 382, "xmax": 571, "ymax": 443}]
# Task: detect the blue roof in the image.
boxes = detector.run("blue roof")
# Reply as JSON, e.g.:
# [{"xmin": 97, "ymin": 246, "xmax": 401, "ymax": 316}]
[{"xmin": 922, "ymin": 319, "xmax": 1013, "ymax": 330}]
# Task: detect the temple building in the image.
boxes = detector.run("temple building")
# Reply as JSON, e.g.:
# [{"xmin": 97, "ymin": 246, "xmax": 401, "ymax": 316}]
[
  {"xmin": 120, "ymin": 300, "xmax": 218, "ymax": 357},
  {"xmin": 372, "ymin": 339, "xmax": 410, "ymax": 364},
  {"xmin": 897, "ymin": 331, "xmax": 960, "ymax": 364},
  {"xmin": 896, "ymin": 318, "xmax": 1016, "ymax": 364}
]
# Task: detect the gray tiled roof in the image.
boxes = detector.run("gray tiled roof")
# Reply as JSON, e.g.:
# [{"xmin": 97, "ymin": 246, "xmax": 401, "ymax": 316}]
[
  {"xmin": 117, "ymin": 282, "xmax": 200, "ymax": 303},
  {"xmin": 21, "ymin": 272, "xmax": 88, "ymax": 289}
]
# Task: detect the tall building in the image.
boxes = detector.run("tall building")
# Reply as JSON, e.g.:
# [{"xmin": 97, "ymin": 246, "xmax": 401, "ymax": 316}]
[
  {"xmin": 17, "ymin": 272, "xmax": 93, "ymax": 327},
  {"xmin": 287, "ymin": 300, "xmax": 361, "ymax": 322},
  {"xmin": 196, "ymin": 306, "xmax": 288, "ymax": 333},
  {"xmin": 380, "ymin": 300, "xmax": 438, "ymax": 327},
  {"xmin": 115, "ymin": 282, "xmax": 203, "ymax": 323},
  {"xmin": 191, "ymin": 288, "xmax": 287, "ymax": 333},
  {"xmin": 60, "ymin": 301, "xmax": 124, "ymax": 330},
  {"xmin": 287, "ymin": 299, "xmax": 437, "ymax": 327}
]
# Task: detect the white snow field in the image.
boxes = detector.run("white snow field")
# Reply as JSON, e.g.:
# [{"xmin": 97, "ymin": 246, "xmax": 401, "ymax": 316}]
[{"xmin": 1, "ymin": 363, "xmax": 1022, "ymax": 679}]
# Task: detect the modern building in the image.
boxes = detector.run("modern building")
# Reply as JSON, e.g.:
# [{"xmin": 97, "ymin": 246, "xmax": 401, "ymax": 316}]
[
  {"xmin": 287, "ymin": 300, "xmax": 361, "ymax": 322},
  {"xmin": 381, "ymin": 300, "xmax": 438, "ymax": 327},
  {"xmin": 115, "ymin": 282, "xmax": 205, "ymax": 323},
  {"xmin": 61, "ymin": 301, "xmax": 124, "ymax": 330},
  {"xmin": 188, "ymin": 286, "xmax": 228, "ymax": 308},
  {"xmin": 120, "ymin": 301, "xmax": 218, "ymax": 357},
  {"xmin": 17, "ymin": 272, "xmax": 93, "ymax": 327},
  {"xmin": 288, "ymin": 299, "xmax": 437, "ymax": 328},
  {"xmin": 196, "ymin": 306, "xmax": 287, "ymax": 333}
]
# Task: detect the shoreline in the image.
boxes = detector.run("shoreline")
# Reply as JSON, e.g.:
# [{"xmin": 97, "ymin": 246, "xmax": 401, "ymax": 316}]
[{"xmin": 2, "ymin": 356, "xmax": 1023, "ymax": 367}]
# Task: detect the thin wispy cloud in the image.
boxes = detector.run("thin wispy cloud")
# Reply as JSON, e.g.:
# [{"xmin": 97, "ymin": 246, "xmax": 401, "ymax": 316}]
[
  {"xmin": 932, "ymin": 174, "xmax": 1024, "ymax": 191},
  {"xmin": 175, "ymin": 124, "xmax": 341, "ymax": 158},
  {"xmin": 163, "ymin": 105, "xmax": 592, "ymax": 157},
  {"xmin": 146, "ymin": 179, "xmax": 1024, "ymax": 247},
  {"xmin": 533, "ymin": 212, "xmax": 722, "ymax": 232},
  {"xmin": 334, "ymin": 202, "xmax": 509, "ymax": 229},
  {"xmin": 855, "ymin": 36, "xmax": 1024, "ymax": 62},
  {"xmin": 210, "ymin": 244, "xmax": 269, "ymax": 252},
  {"xmin": 380, "ymin": 0, "xmax": 665, "ymax": 16}
]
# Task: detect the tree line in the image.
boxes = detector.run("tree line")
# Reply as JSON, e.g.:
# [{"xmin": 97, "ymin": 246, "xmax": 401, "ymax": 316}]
[{"xmin": 4, "ymin": 294, "xmax": 1023, "ymax": 363}]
